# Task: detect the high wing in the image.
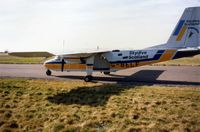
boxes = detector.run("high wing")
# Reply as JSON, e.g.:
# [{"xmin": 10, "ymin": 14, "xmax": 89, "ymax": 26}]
[
  {"xmin": 61, "ymin": 50, "xmax": 110, "ymax": 60},
  {"xmin": 9, "ymin": 50, "xmax": 110, "ymax": 59},
  {"xmin": 9, "ymin": 52, "xmax": 55, "ymax": 58}
]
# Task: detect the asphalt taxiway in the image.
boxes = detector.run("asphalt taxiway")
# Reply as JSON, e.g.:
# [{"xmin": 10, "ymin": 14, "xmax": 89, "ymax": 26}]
[{"xmin": 0, "ymin": 64, "xmax": 200, "ymax": 85}]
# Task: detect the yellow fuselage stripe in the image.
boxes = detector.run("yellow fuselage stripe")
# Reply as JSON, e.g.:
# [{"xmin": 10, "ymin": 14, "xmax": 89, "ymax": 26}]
[
  {"xmin": 45, "ymin": 64, "xmax": 86, "ymax": 70},
  {"xmin": 159, "ymin": 49, "xmax": 176, "ymax": 62}
]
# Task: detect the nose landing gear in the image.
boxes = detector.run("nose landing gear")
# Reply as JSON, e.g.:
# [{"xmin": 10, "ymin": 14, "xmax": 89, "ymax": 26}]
[{"xmin": 46, "ymin": 69, "xmax": 52, "ymax": 76}]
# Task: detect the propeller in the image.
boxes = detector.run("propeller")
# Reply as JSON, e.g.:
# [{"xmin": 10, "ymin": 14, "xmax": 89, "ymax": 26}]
[{"xmin": 61, "ymin": 58, "xmax": 65, "ymax": 72}]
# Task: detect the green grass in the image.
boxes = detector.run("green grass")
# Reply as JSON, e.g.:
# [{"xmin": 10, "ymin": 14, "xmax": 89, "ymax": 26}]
[
  {"xmin": 0, "ymin": 53, "xmax": 46, "ymax": 64},
  {"xmin": 154, "ymin": 55, "xmax": 200, "ymax": 66},
  {"xmin": 0, "ymin": 78, "xmax": 200, "ymax": 131}
]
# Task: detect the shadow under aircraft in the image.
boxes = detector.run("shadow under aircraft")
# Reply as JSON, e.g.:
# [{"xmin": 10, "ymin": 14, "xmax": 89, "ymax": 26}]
[{"xmin": 47, "ymin": 69, "xmax": 200, "ymax": 107}]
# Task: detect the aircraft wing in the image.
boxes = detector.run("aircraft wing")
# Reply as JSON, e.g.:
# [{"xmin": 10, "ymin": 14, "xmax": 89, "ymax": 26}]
[
  {"xmin": 62, "ymin": 51, "xmax": 110, "ymax": 59},
  {"xmin": 9, "ymin": 52, "xmax": 55, "ymax": 58}
]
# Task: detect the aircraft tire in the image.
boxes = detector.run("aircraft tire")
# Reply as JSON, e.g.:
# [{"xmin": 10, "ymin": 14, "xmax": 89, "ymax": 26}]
[
  {"xmin": 46, "ymin": 69, "xmax": 52, "ymax": 76},
  {"xmin": 84, "ymin": 75, "xmax": 93, "ymax": 82}
]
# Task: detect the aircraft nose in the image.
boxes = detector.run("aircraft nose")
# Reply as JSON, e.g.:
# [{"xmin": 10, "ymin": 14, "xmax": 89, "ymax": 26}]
[
  {"xmin": 44, "ymin": 60, "xmax": 49, "ymax": 65},
  {"xmin": 43, "ymin": 60, "xmax": 52, "ymax": 69}
]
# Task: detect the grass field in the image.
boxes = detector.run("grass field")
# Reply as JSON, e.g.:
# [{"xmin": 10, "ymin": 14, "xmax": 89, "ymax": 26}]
[{"xmin": 0, "ymin": 78, "xmax": 200, "ymax": 131}]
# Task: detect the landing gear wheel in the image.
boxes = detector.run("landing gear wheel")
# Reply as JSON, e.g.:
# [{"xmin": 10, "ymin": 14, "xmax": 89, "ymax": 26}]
[
  {"xmin": 46, "ymin": 69, "xmax": 51, "ymax": 76},
  {"xmin": 84, "ymin": 75, "xmax": 93, "ymax": 82},
  {"xmin": 104, "ymin": 72, "xmax": 110, "ymax": 75}
]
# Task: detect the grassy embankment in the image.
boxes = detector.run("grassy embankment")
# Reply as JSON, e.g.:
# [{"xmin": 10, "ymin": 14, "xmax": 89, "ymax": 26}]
[
  {"xmin": 0, "ymin": 53, "xmax": 45, "ymax": 64},
  {"xmin": 0, "ymin": 78, "xmax": 200, "ymax": 131},
  {"xmin": 155, "ymin": 54, "xmax": 200, "ymax": 66},
  {"xmin": 0, "ymin": 53, "xmax": 200, "ymax": 66}
]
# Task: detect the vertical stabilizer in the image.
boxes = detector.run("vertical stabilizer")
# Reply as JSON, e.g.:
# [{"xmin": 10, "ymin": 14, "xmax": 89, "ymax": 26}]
[{"xmin": 166, "ymin": 7, "xmax": 200, "ymax": 48}]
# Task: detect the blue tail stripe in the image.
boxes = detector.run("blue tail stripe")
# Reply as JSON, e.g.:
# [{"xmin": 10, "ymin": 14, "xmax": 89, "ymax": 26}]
[{"xmin": 173, "ymin": 20, "xmax": 185, "ymax": 35}]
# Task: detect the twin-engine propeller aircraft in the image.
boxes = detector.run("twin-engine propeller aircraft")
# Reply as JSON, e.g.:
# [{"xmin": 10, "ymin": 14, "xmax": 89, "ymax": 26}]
[{"xmin": 10, "ymin": 7, "xmax": 200, "ymax": 82}]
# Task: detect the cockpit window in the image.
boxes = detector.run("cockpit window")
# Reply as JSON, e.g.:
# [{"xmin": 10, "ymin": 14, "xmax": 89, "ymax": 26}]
[{"xmin": 55, "ymin": 56, "xmax": 61, "ymax": 60}]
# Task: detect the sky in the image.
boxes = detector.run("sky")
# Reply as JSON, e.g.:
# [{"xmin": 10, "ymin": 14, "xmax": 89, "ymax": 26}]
[{"xmin": 0, "ymin": 0, "xmax": 199, "ymax": 54}]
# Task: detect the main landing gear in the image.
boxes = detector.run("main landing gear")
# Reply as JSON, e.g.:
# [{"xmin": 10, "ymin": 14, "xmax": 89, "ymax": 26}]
[
  {"xmin": 104, "ymin": 72, "xmax": 110, "ymax": 75},
  {"xmin": 84, "ymin": 71, "xmax": 110, "ymax": 82},
  {"xmin": 46, "ymin": 69, "xmax": 52, "ymax": 76},
  {"xmin": 84, "ymin": 75, "xmax": 93, "ymax": 82}
]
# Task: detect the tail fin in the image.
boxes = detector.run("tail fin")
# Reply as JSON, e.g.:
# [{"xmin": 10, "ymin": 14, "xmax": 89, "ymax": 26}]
[{"xmin": 166, "ymin": 7, "xmax": 200, "ymax": 49}]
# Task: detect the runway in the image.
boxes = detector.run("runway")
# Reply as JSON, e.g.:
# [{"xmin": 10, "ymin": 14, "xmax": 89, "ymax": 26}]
[{"xmin": 0, "ymin": 64, "xmax": 200, "ymax": 85}]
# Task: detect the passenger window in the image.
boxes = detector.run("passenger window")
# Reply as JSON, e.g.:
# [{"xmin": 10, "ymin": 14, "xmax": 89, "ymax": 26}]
[
  {"xmin": 123, "ymin": 56, "xmax": 128, "ymax": 59},
  {"xmin": 118, "ymin": 53, "xmax": 122, "ymax": 56}
]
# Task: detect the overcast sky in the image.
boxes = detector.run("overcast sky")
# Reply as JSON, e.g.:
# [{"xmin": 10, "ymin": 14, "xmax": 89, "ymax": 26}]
[{"xmin": 0, "ymin": 0, "xmax": 199, "ymax": 53}]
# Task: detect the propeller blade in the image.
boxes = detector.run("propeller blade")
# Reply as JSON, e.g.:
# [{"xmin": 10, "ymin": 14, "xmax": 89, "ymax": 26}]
[{"xmin": 61, "ymin": 58, "xmax": 65, "ymax": 72}]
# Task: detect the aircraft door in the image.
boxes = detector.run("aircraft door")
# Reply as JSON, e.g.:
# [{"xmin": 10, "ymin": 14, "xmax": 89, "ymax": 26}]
[{"xmin": 93, "ymin": 54, "xmax": 110, "ymax": 71}]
